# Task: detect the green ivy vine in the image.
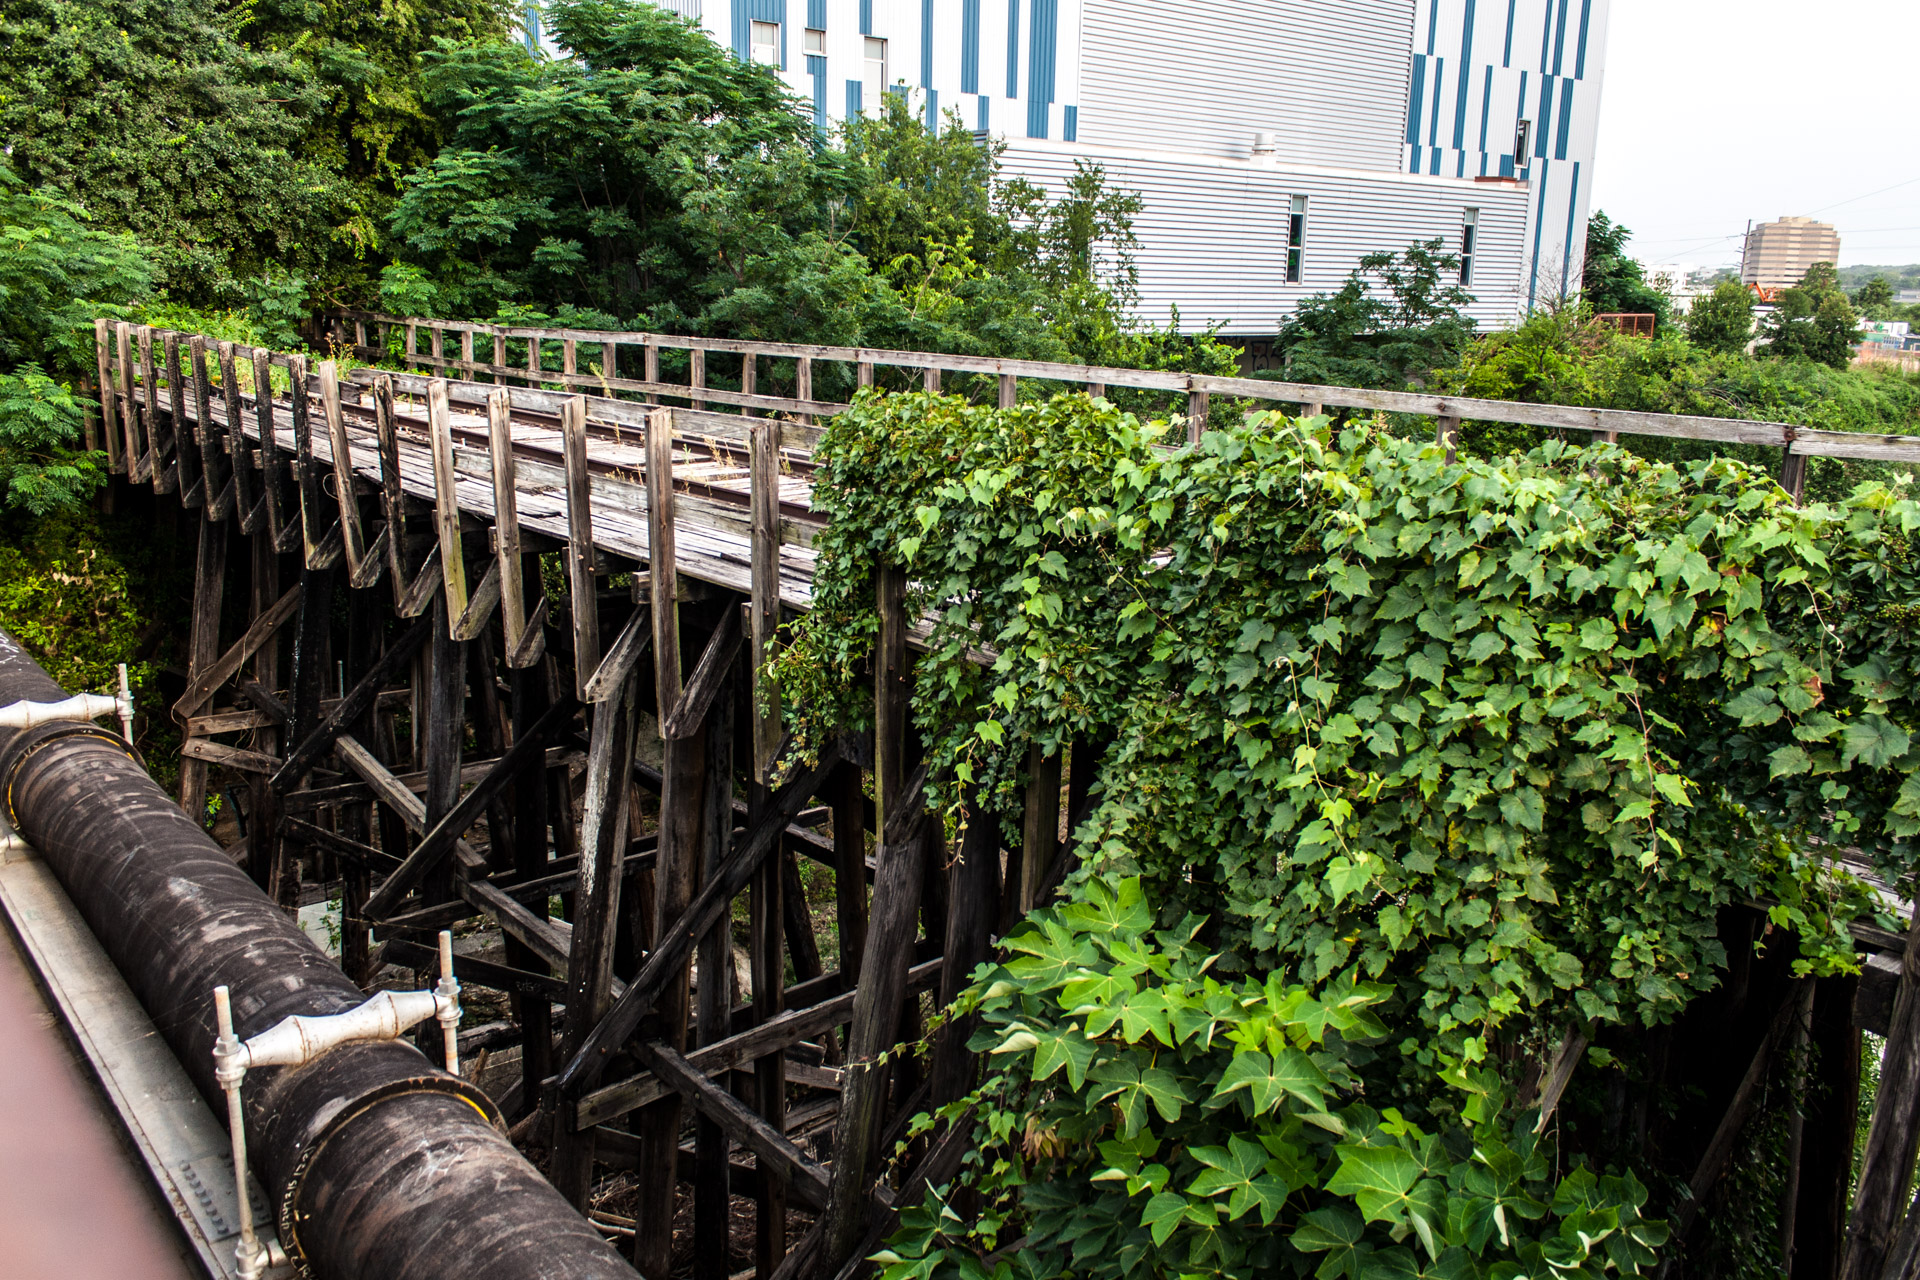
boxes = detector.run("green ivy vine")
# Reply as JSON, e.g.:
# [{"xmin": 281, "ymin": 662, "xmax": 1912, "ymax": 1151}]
[{"xmin": 771, "ymin": 391, "xmax": 1920, "ymax": 1275}]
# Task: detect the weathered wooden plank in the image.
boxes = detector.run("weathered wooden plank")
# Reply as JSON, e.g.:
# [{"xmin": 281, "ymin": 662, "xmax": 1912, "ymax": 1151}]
[
  {"xmin": 639, "ymin": 1040, "xmax": 831, "ymax": 1213},
  {"xmin": 489, "ymin": 388, "xmax": 547, "ymax": 669},
  {"xmin": 93, "ymin": 319, "xmax": 120, "ymax": 470},
  {"xmin": 1842, "ymin": 914, "xmax": 1920, "ymax": 1280},
  {"xmin": 750, "ymin": 421, "xmax": 783, "ymax": 785},
  {"xmin": 170, "ymin": 582, "xmax": 301, "ymax": 722},
  {"xmin": 426, "ymin": 379, "xmax": 472, "ymax": 629},
  {"xmin": 582, "ymin": 603, "xmax": 652, "ymax": 705},
  {"xmin": 166, "ymin": 334, "xmax": 201, "ymax": 506},
  {"xmin": 319, "ymin": 361, "xmax": 382, "ymax": 586},
  {"xmin": 269, "ymin": 613, "xmax": 434, "ymax": 792},
  {"xmin": 649, "ymin": 409, "xmax": 683, "ymax": 726},
  {"xmin": 562, "ymin": 395, "xmax": 601, "ymax": 700},
  {"xmin": 179, "ymin": 738, "xmax": 281, "ymax": 774},
  {"xmin": 177, "ymin": 515, "xmax": 228, "ymax": 822},
  {"xmin": 217, "ymin": 343, "xmax": 256, "ymax": 526},
  {"xmin": 662, "ymin": 603, "xmax": 744, "ymax": 739}
]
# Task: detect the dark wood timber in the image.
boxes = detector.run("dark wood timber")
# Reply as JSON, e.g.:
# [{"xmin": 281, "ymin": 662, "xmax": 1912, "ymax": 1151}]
[
  {"xmin": 1792, "ymin": 973, "xmax": 1861, "ymax": 1280},
  {"xmin": 362, "ymin": 695, "xmax": 580, "ymax": 919},
  {"xmin": 663, "ymin": 603, "xmax": 744, "ymax": 739},
  {"xmin": 177, "ymin": 515, "xmax": 229, "ymax": 824},
  {"xmin": 931, "ymin": 787, "xmax": 1001, "ymax": 1106},
  {"xmin": 270, "ymin": 613, "xmax": 434, "ymax": 792},
  {"xmin": 831, "ymin": 763, "xmax": 868, "ymax": 979},
  {"xmin": 694, "ymin": 677, "xmax": 737, "ymax": 1280},
  {"xmin": 1843, "ymin": 913, "xmax": 1920, "ymax": 1280},
  {"xmin": 172, "ymin": 583, "xmax": 301, "ymax": 722},
  {"xmin": 639, "ymin": 1040, "xmax": 832, "ymax": 1213},
  {"xmin": 552, "ymin": 660, "xmax": 643, "ymax": 1207}
]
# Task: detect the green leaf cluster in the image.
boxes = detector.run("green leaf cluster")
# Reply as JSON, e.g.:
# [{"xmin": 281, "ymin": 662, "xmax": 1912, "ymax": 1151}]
[
  {"xmin": 874, "ymin": 878, "xmax": 1669, "ymax": 1280},
  {"xmin": 779, "ymin": 394, "xmax": 1908, "ymax": 1075}
]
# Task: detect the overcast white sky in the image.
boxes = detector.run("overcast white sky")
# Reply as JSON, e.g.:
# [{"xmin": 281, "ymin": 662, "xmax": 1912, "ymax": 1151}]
[{"xmin": 1590, "ymin": 0, "xmax": 1920, "ymax": 272}]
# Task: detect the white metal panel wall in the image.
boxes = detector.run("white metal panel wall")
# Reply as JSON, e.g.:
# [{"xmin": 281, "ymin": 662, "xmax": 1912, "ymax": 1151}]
[
  {"xmin": 1074, "ymin": 0, "xmax": 1285, "ymax": 159},
  {"xmin": 1271, "ymin": 0, "xmax": 1414, "ymax": 171},
  {"xmin": 1002, "ymin": 141, "xmax": 1532, "ymax": 334}
]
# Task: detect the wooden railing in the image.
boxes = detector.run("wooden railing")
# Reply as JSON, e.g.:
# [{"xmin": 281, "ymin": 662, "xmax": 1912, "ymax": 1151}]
[{"xmin": 329, "ymin": 309, "xmax": 1920, "ymax": 501}]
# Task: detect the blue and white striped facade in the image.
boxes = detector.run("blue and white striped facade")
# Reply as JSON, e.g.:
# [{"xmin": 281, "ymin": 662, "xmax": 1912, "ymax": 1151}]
[{"xmin": 542, "ymin": 0, "xmax": 1609, "ymax": 334}]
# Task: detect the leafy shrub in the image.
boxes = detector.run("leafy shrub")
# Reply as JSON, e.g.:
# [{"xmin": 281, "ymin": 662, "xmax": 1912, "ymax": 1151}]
[{"xmin": 876, "ymin": 878, "xmax": 1670, "ymax": 1280}]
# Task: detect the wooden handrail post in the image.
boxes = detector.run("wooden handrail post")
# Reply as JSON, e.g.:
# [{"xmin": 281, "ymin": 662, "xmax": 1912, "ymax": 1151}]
[{"xmin": 563, "ymin": 395, "xmax": 601, "ymax": 697}]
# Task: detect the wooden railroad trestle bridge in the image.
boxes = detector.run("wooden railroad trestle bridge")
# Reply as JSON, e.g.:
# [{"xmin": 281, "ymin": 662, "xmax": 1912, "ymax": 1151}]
[{"xmin": 83, "ymin": 311, "xmax": 1920, "ymax": 1280}]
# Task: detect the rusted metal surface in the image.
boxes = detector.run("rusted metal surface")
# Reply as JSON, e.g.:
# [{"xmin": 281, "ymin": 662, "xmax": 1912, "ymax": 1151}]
[{"xmin": 0, "ymin": 628, "xmax": 640, "ymax": 1280}]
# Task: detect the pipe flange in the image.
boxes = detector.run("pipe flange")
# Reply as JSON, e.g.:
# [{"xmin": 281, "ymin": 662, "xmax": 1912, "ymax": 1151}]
[
  {"xmin": 274, "ymin": 1073, "xmax": 502, "ymax": 1264},
  {"xmin": 0, "ymin": 721, "xmax": 144, "ymax": 829}
]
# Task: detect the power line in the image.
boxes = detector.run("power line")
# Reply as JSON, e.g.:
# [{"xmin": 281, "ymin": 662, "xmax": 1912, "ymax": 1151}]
[{"xmin": 1804, "ymin": 174, "xmax": 1920, "ymax": 217}]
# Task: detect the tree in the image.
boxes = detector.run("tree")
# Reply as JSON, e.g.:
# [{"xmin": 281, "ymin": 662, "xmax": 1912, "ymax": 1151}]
[
  {"xmin": 0, "ymin": 172, "xmax": 154, "ymax": 512},
  {"xmin": 0, "ymin": 0, "xmax": 351, "ymax": 303},
  {"xmin": 1854, "ymin": 275, "xmax": 1896, "ymax": 312},
  {"xmin": 1582, "ymin": 210, "xmax": 1669, "ymax": 325},
  {"xmin": 1765, "ymin": 261, "xmax": 1860, "ymax": 370},
  {"xmin": 1684, "ymin": 278, "xmax": 1756, "ymax": 354},
  {"xmin": 1266, "ymin": 240, "xmax": 1478, "ymax": 390}
]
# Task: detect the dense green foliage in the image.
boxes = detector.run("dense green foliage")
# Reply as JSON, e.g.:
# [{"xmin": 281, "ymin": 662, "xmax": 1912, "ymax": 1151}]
[
  {"xmin": 1265, "ymin": 242, "xmax": 1478, "ymax": 391},
  {"xmin": 1764, "ymin": 263, "xmax": 1861, "ymax": 370},
  {"xmin": 1581, "ymin": 213, "xmax": 1669, "ymax": 325},
  {"xmin": 878, "ymin": 879, "xmax": 1668, "ymax": 1280},
  {"xmin": 776, "ymin": 392, "xmax": 1920, "ymax": 1275},
  {"xmin": 0, "ymin": 0, "xmax": 350, "ymax": 301},
  {"xmin": 1682, "ymin": 281, "xmax": 1755, "ymax": 355},
  {"xmin": 0, "ymin": 173, "xmax": 153, "ymax": 511}
]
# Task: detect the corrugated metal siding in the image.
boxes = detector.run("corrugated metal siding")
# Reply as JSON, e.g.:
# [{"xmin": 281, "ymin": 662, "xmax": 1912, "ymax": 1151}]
[
  {"xmin": 961, "ymin": 0, "xmax": 980, "ymax": 91},
  {"xmin": 1001, "ymin": 140, "xmax": 1532, "ymax": 333},
  {"xmin": 1026, "ymin": 0, "xmax": 1057, "ymax": 137},
  {"xmin": 1075, "ymin": 0, "xmax": 1285, "ymax": 159},
  {"xmin": 1272, "ymin": 0, "xmax": 1415, "ymax": 171}
]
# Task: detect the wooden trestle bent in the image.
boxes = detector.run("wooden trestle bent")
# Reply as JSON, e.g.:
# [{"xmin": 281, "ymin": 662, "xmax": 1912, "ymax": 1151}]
[{"xmin": 93, "ymin": 316, "xmax": 1920, "ymax": 1280}]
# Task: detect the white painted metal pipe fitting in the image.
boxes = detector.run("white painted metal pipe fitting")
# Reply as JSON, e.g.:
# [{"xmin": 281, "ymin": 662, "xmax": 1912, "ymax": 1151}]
[
  {"xmin": 0, "ymin": 692, "xmax": 123, "ymax": 730},
  {"xmin": 240, "ymin": 989, "xmax": 452, "ymax": 1069},
  {"xmin": 214, "ymin": 986, "xmax": 269, "ymax": 1280},
  {"xmin": 435, "ymin": 929, "xmax": 463, "ymax": 1076}
]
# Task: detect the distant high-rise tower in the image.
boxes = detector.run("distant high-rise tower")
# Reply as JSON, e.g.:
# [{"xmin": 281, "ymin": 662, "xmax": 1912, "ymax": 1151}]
[{"xmin": 1741, "ymin": 217, "xmax": 1842, "ymax": 293}]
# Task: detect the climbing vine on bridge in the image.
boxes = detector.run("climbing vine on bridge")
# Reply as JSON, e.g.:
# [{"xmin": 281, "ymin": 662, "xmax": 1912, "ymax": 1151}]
[{"xmin": 772, "ymin": 392, "xmax": 1920, "ymax": 1277}]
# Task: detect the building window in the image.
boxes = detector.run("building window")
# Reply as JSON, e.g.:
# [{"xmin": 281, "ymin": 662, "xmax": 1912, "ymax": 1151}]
[
  {"xmin": 1513, "ymin": 119, "xmax": 1532, "ymax": 169},
  {"xmin": 1459, "ymin": 209, "xmax": 1478, "ymax": 285},
  {"xmin": 804, "ymin": 27, "xmax": 825, "ymax": 55},
  {"xmin": 1286, "ymin": 196, "xmax": 1308, "ymax": 283},
  {"xmin": 750, "ymin": 20, "xmax": 780, "ymax": 65},
  {"xmin": 863, "ymin": 37, "xmax": 887, "ymax": 108}
]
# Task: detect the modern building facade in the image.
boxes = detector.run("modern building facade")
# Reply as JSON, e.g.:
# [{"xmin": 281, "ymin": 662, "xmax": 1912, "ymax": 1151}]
[
  {"xmin": 535, "ymin": 0, "xmax": 1610, "ymax": 337},
  {"xmin": 1740, "ymin": 217, "xmax": 1842, "ymax": 294}
]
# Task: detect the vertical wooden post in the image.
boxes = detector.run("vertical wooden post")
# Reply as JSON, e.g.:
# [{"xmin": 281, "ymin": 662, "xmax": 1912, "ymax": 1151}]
[
  {"xmin": 552, "ymin": 657, "xmax": 643, "ymax": 1207},
  {"xmin": 1186, "ymin": 387, "xmax": 1210, "ymax": 444},
  {"xmin": 426, "ymin": 380, "xmax": 471, "ymax": 621},
  {"xmin": 831, "ymin": 763, "xmax": 868, "ymax": 978},
  {"xmin": 796, "ymin": 355, "xmax": 814, "ymax": 426},
  {"xmin": 689, "ymin": 347, "xmax": 707, "ymax": 411},
  {"xmin": 1790, "ymin": 973, "xmax": 1861, "ymax": 1280},
  {"xmin": 178, "ymin": 516, "xmax": 228, "ymax": 825},
  {"xmin": 648, "ymin": 411, "xmax": 681, "ymax": 719},
  {"xmin": 1840, "ymin": 915, "xmax": 1920, "ymax": 1280},
  {"xmin": 282, "ymin": 559, "xmax": 336, "ymax": 908},
  {"xmin": 1018, "ymin": 744, "xmax": 1062, "ymax": 913},
  {"xmin": 140, "ymin": 326, "xmax": 171, "ymax": 492},
  {"xmin": 1086, "ymin": 379, "xmax": 1106, "ymax": 401},
  {"xmin": 493, "ymin": 333, "xmax": 508, "ymax": 387},
  {"xmin": 491, "ymin": 389, "xmax": 545, "ymax": 668},
  {"xmin": 858, "ymin": 361, "xmax": 875, "ymax": 390},
  {"xmin": 749, "ymin": 422, "xmax": 782, "ymax": 784},
  {"xmin": 1436, "ymin": 414, "xmax": 1461, "ymax": 464},
  {"xmin": 820, "ymin": 564, "xmax": 922, "ymax": 1268},
  {"xmin": 645, "ymin": 343, "xmax": 660, "ymax": 406},
  {"xmin": 694, "ymin": 671, "xmax": 736, "ymax": 1280},
  {"xmin": 461, "ymin": 329, "xmax": 475, "ymax": 378},
  {"xmin": 562, "ymin": 338, "xmax": 578, "ymax": 383},
  {"xmin": 190, "ymin": 336, "xmax": 232, "ymax": 520},
  {"xmin": 603, "ymin": 342, "xmax": 618, "ymax": 393},
  {"xmin": 527, "ymin": 329, "xmax": 543, "ymax": 385},
  {"xmin": 115, "ymin": 323, "xmax": 145, "ymax": 480},
  {"xmin": 245, "ymin": 531, "xmax": 283, "ymax": 893},
  {"xmin": 998, "ymin": 373, "xmax": 1017, "ymax": 409},
  {"xmin": 1781, "ymin": 448, "xmax": 1808, "ymax": 504},
  {"xmin": 750, "ymin": 419, "xmax": 787, "ymax": 1276},
  {"xmin": 741, "ymin": 352, "xmax": 756, "ymax": 416},
  {"xmin": 563, "ymin": 397, "xmax": 601, "ymax": 698},
  {"xmin": 422, "ymin": 590, "xmax": 467, "ymax": 909},
  {"xmin": 931, "ymin": 786, "xmax": 1001, "ymax": 1106},
  {"xmin": 219, "ymin": 343, "xmax": 258, "ymax": 532},
  {"xmin": 507, "ymin": 648, "xmax": 558, "ymax": 1117},
  {"xmin": 166, "ymin": 334, "xmax": 203, "ymax": 508},
  {"xmin": 338, "ymin": 589, "xmax": 376, "ymax": 984},
  {"xmin": 922, "ymin": 366, "xmax": 940, "ymax": 394},
  {"xmin": 290, "ymin": 354, "xmax": 333, "ymax": 562},
  {"xmin": 252, "ymin": 349, "xmax": 288, "ymax": 544},
  {"xmin": 405, "ymin": 322, "xmax": 419, "ymax": 374},
  {"xmin": 93, "ymin": 320, "xmax": 120, "ymax": 472}
]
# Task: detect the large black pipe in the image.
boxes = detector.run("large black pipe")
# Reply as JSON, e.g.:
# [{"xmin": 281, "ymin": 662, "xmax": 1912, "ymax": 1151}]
[{"xmin": 0, "ymin": 629, "xmax": 637, "ymax": 1280}]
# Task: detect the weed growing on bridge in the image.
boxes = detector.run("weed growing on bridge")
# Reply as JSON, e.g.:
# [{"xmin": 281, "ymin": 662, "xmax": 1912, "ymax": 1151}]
[{"xmin": 774, "ymin": 392, "xmax": 1920, "ymax": 1276}]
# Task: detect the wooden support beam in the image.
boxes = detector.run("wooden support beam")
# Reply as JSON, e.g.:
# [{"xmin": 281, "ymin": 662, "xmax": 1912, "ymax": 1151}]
[
  {"xmin": 648, "ymin": 408, "xmax": 682, "ymax": 724},
  {"xmin": 282, "ymin": 816, "xmax": 400, "ymax": 872},
  {"xmin": 1437, "ymin": 414, "xmax": 1461, "ymax": 465},
  {"xmin": 563, "ymin": 395, "xmax": 601, "ymax": 699},
  {"xmin": 690, "ymin": 346, "xmax": 706, "ymax": 410},
  {"xmin": 639, "ymin": 1040, "xmax": 832, "ymax": 1213},
  {"xmin": 374, "ymin": 375, "xmax": 441, "ymax": 617},
  {"xmin": 552, "ymin": 661, "xmax": 643, "ymax": 1207},
  {"xmin": 250, "ymin": 348, "xmax": 287, "ymax": 537},
  {"xmin": 750, "ymin": 421, "xmax": 782, "ymax": 784},
  {"xmin": 426, "ymin": 378, "xmax": 474, "ymax": 632},
  {"xmin": 178, "ymin": 516, "xmax": 228, "ymax": 823},
  {"xmin": 319, "ymin": 361, "xmax": 384, "ymax": 587},
  {"xmin": 922, "ymin": 366, "xmax": 940, "ymax": 394},
  {"xmin": 1791, "ymin": 974, "xmax": 1861, "ymax": 1280},
  {"xmin": 117, "ymin": 322, "xmax": 149, "ymax": 482},
  {"xmin": 332, "ymin": 736, "xmax": 485, "ymax": 868},
  {"xmin": 583, "ymin": 604, "xmax": 653, "ymax": 705},
  {"xmin": 277, "ymin": 559, "xmax": 336, "ymax": 905},
  {"xmin": 462, "ymin": 879, "xmax": 573, "ymax": 973},
  {"xmin": 189, "ymin": 336, "xmax": 230, "ymax": 517},
  {"xmin": 270, "ymin": 613, "xmax": 434, "ymax": 792},
  {"xmin": 508, "ymin": 654, "xmax": 559, "ymax": 1117},
  {"xmin": 819, "ymin": 769, "xmax": 932, "ymax": 1270},
  {"xmin": 1781, "ymin": 450, "xmax": 1809, "ymax": 504},
  {"xmin": 931, "ymin": 786, "xmax": 1000, "ymax": 1106},
  {"xmin": 831, "ymin": 763, "xmax": 868, "ymax": 979},
  {"xmin": 1186, "ymin": 387, "xmax": 1209, "ymax": 442},
  {"xmin": 998, "ymin": 373, "xmax": 1017, "ymax": 409},
  {"xmin": 1018, "ymin": 744, "xmax": 1062, "ymax": 915},
  {"xmin": 142, "ymin": 326, "xmax": 175, "ymax": 493},
  {"xmin": 288, "ymin": 353, "xmax": 340, "ymax": 566},
  {"xmin": 166, "ymin": 334, "xmax": 202, "ymax": 506},
  {"xmin": 361, "ymin": 695, "xmax": 580, "ymax": 919},
  {"xmin": 489, "ymin": 388, "xmax": 548, "ymax": 669},
  {"xmin": 693, "ymin": 673, "xmax": 737, "ymax": 1280},
  {"xmin": 663, "ymin": 604, "xmax": 744, "ymax": 739},
  {"xmin": 171, "ymin": 583, "xmax": 301, "ymax": 722},
  {"xmin": 553, "ymin": 742, "xmax": 849, "ymax": 1097},
  {"xmin": 1842, "ymin": 914, "xmax": 1920, "ymax": 1280},
  {"xmin": 575, "ymin": 958, "xmax": 943, "ymax": 1128},
  {"xmin": 93, "ymin": 320, "xmax": 120, "ymax": 472},
  {"xmin": 217, "ymin": 343, "xmax": 257, "ymax": 529},
  {"xmin": 179, "ymin": 739, "xmax": 281, "ymax": 774},
  {"xmin": 244, "ymin": 531, "xmax": 284, "ymax": 894},
  {"xmin": 382, "ymin": 936, "xmax": 567, "ymax": 1003}
]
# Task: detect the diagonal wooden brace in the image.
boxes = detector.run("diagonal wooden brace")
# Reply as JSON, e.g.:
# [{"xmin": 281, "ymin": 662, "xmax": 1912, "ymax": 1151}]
[
  {"xmin": 636, "ymin": 1040, "xmax": 832, "ymax": 1211},
  {"xmin": 170, "ymin": 584, "xmax": 302, "ymax": 723},
  {"xmin": 269, "ymin": 613, "xmax": 435, "ymax": 793},
  {"xmin": 661, "ymin": 603, "xmax": 745, "ymax": 739}
]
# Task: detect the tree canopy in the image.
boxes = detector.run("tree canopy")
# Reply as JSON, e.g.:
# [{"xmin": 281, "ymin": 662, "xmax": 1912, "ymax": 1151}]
[
  {"xmin": 1263, "ymin": 240, "xmax": 1478, "ymax": 391},
  {"xmin": 1765, "ymin": 262, "xmax": 1861, "ymax": 370},
  {"xmin": 1581, "ymin": 211, "xmax": 1669, "ymax": 324}
]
